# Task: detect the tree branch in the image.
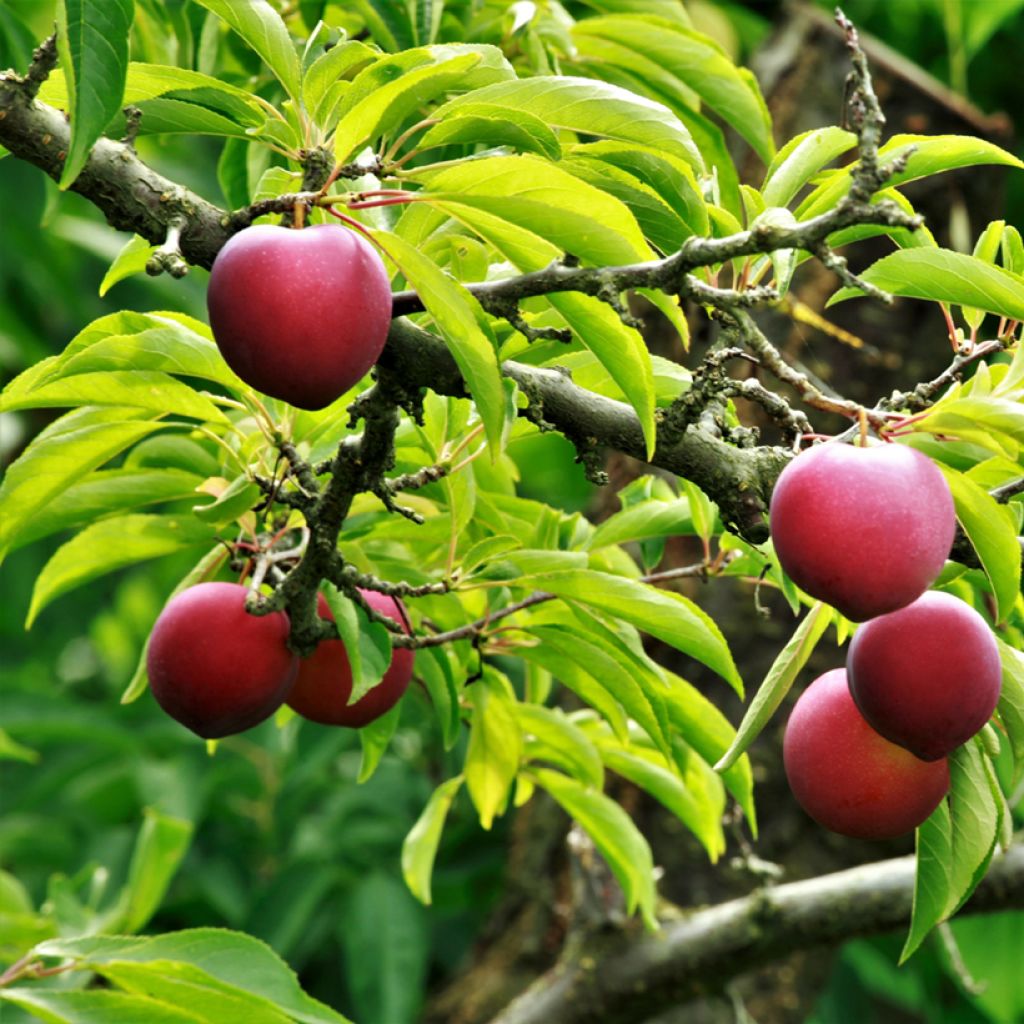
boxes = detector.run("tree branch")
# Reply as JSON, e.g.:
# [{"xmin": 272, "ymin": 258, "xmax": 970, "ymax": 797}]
[{"xmin": 489, "ymin": 843, "xmax": 1024, "ymax": 1024}]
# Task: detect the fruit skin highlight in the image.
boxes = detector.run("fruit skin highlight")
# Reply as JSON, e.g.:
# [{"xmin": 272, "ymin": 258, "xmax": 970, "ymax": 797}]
[
  {"xmin": 207, "ymin": 224, "xmax": 393, "ymax": 410},
  {"xmin": 783, "ymin": 669, "xmax": 950, "ymax": 840},
  {"xmin": 768, "ymin": 442, "xmax": 955, "ymax": 621},
  {"xmin": 287, "ymin": 589, "xmax": 416, "ymax": 727},
  {"xmin": 147, "ymin": 582, "xmax": 298, "ymax": 739},
  {"xmin": 847, "ymin": 591, "xmax": 1002, "ymax": 761}
]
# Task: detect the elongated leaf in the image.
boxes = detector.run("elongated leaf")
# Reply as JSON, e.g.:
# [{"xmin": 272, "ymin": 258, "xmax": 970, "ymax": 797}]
[
  {"xmin": 34, "ymin": 930, "xmax": 352, "ymax": 1024},
  {"xmin": 901, "ymin": 801, "xmax": 953, "ymax": 962},
  {"xmin": 533, "ymin": 767, "xmax": 656, "ymax": 928},
  {"xmin": 402, "ymin": 776, "xmax": 463, "ymax": 905},
  {"xmin": 302, "ymin": 39, "xmax": 377, "ymax": 130},
  {"xmin": 762, "ymin": 126, "xmax": 857, "ymax": 208},
  {"xmin": 358, "ymin": 702, "xmax": 401, "ymax": 783},
  {"xmin": 0, "ymin": 989, "xmax": 205, "ymax": 1024},
  {"xmin": 716, "ymin": 603, "xmax": 832, "ymax": 771},
  {"xmin": 28, "ymin": 514, "xmax": 216, "ymax": 626},
  {"xmin": 597, "ymin": 740, "xmax": 725, "ymax": 860},
  {"xmin": 0, "ymin": 408, "xmax": 163, "ymax": 565},
  {"xmin": 5, "ymin": 468, "xmax": 203, "ymax": 554},
  {"xmin": 802, "ymin": 135, "xmax": 1024, "ymax": 220},
  {"xmin": 661, "ymin": 669, "xmax": 756, "ymax": 831},
  {"xmin": 572, "ymin": 15, "xmax": 773, "ymax": 163},
  {"xmin": 529, "ymin": 570, "xmax": 741, "ymax": 693},
  {"xmin": 334, "ymin": 49, "xmax": 483, "ymax": 162},
  {"xmin": 996, "ymin": 638, "xmax": 1024, "ymax": 784},
  {"xmin": 946, "ymin": 741, "xmax": 1000, "ymax": 914},
  {"xmin": 435, "ymin": 76, "xmax": 702, "ymax": 170},
  {"xmin": 525, "ymin": 624, "xmax": 668, "ymax": 754},
  {"xmin": 465, "ymin": 670, "xmax": 522, "ymax": 830},
  {"xmin": 517, "ymin": 705, "xmax": 604, "ymax": 789},
  {"xmin": 416, "ymin": 644, "xmax": 461, "ymax": 750},
  {"xmin": 322, "ymin": 584, "xmax": 392, "ymax": 704},
  {"xmin": 378, "ymin": 230, "xmax": 508, "ymax": 455},
  {"xmin": 937, "ymin": 464, "xmax": 1021, "ymax": 623},
  {"xmin": 191, "ymin": 0, "xmax": 301, "ymax": 100},
  {"xmin": 119, "ymin": 809, "xmax": 193, "ymax": 933},
  {"xmin": 56, "ymin": 0, "xmax": 134, "ymax": 188},
  {"xmin": 101, "ymin": 235, "xmax": 158, "ymax": 296},
  {"xmin": 419, "ymin": 103, "xmax": 561, "ymax": 160},
  {"xmin": 0, "ymin": 370, "xmax": 228, "ymax": 423},
  {"xmin": 828, "ymin": 248, "xmax": 1024, "ymax": 320},
  {"xmin": 515, "ymin": 642, "xmax": 629, "ymax": 741}
]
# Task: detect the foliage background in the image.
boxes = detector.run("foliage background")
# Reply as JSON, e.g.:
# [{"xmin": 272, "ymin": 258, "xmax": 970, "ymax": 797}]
[{"xmin": 1, "ymin": 2, "xmax": 1023, "ymax": 1022}]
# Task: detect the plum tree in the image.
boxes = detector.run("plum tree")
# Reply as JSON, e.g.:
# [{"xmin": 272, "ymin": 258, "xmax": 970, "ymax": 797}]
[
  {"xmin": 207, "ymin": 224, "xmax": 393, "ymax": 410},
  {"xmin": 286, "ymin": 590, "xmax": 416, "ymax": 727},
  {"xmin": 147, "ymin": 582, "xmax": 298, "ymax": 738},
  {"xmin": 847, "ymin": 591, "xmax": 1002, "ymax": 761},
  {"xmin": 769, "ymin": 442, "xmax": 955, "ymax": 621},
  {"xmin": 784, "ymin": 669, "xmax": 951, "ymax": 840}
]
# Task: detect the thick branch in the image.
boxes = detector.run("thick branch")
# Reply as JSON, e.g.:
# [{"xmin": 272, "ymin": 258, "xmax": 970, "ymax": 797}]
[
  {"xmin": 490, "ymin": 843, "xmax": 1024, "ymax": 1024},
  {"xmin": 381, "ymin": 318, "xmax": 788, "ymax": 541}
]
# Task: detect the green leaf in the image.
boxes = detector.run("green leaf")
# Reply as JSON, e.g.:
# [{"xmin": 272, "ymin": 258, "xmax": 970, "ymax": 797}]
[
  {"xmin": 191, "ymin": 0, "xmax": 301, "ymax": 101},
  {"xmin": 465, "ymin": 670, "xmax": 522, "ymax": 829},
  {"xmin": 802, "ymin": 134, "xmax": 1024, "ymax": 221},
  {"xmin": 377, "ymin": 229, "xmax": 508, "ymax": 456},
  {"xmin": 358, "ymin": 702, "xmax": 401, "ymax": 783},
  {"xmin": 192, "ymin": 476, "xmax": 262, "ymax": 527},
  {"xmin": 565, "ymin": 140, "xmax": 708, "ymax": 238},
  {"xmin": 341, "ymin": 873, "xmax": 427, "ymax": 1024},
  {"xmin": 661, "ymin": 670, "xmax": 757, "ymax": 832},
  {"xmin": 946, "ymin": 741, "xmax": 1000, "ymax": 914},
  {"xmin": 828, "ymin": 248, "xmax": 1024, "ymax": 320},
  {"xmin": 4, "ymin": 467, "xmax": 203, "ymax": 555},
  {"xmin": 0, "ymin": 370, "xmax": 229, "ymax": 423},
  {"xmin": 596, "ymin": 739, "xmax": 725, "ymax": 861},
  {"xmin": 435, "ymin": 75, "xmax": 702, "ymax": 171},
  {"xmin": 901, "ymin": 801, "xmax": 953, "ymax": 962},
  {"xmin": 33, "ymin": 929, "xmax": 352, "ymax": 1024},
  {"xmin": 421, "ymin": 103, "xmax": 562, "ymax": 160},
  {"xmin": 715, "ymin": 603, "xmax": 831, "ymax": 772},
  {"xmin": 301, "ymin": 40, "xmax": 377, "ymax": 131},
  {"xmin": 761, "ymin": 126, "xmax": 857, "ymax": 208},
  {"xmin": 416, "ymin": 645, "xmax": 461, "ymax": 749},
  {"xmin": 402, "ymin": 776, "xmax": 463, "ymax": 905},
  {"xmin": 55, "ymin": 0, "xmax": 134, "ymax": 188},
  {"xmin": 572, "ymin": 15, "xmax": 774, "ymax": 163},
  {"xmin": 996, "ymin": 638, "xmax": 1024, "ymax": 785},
  {"xmin": 118, "ymin": 808, "xmax": 193, "ymax": 933},
  {"xmin": 333, "ymin": 45, "xmax": 511, "ymax": 162},
  {"xmin": 916, "ymin": 396, "xmax": 1024, "ymax": 458},
  {"xmin": 121, "ymin": 545, "xmax": 228, "ymax": 704},
  {"xmin": 515, "ymin": 640, "xmax": 629, "ymax": 741},
  {"xmin": 0, "ymin": 989, "xmax": 205, "ymax": 1024},
  {"xmin": 0, "ymin": 408, "xmax": 163, "ymax": 566},
  {"xmin": 517, "ymin": 704, "xmax": 604, "ymax": 789},
  {"xmin": 27, "ymin": 514, "xmax": 217, "ymax": 627},
  {"xmin": 525, "ymin": 624, "xmax": 667, "ymax": 754},
  {"xmin": 322, "ymin": 584, "xmax": 392, "ymax": 704},
  {"xmin": 100, "ymin": 235, "xmax": 159, "ymax": 296},
  {"xmin": 937, "ymin": 464, "xmax": 1021, "ymax": 623},
  {"xmin": 533, "ymin": 767, "xmax": 657, "ymax": 928},
  {"xmin": 528, "ymin": 570, "xmax": 741, "ymax": 693}
]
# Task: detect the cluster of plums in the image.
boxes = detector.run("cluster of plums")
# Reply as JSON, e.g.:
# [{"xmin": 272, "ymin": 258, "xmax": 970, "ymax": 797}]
[
  {"xmin": 147, "ymin": 583, "xmax": 415, "ymax": 738},
  {"xmin": 770, "ymin": 442, "xmax": 1003, "ymax": 840},
  {"xmin": 145, "ymin": 223, "xmax": 409, "ymax": 738}
]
